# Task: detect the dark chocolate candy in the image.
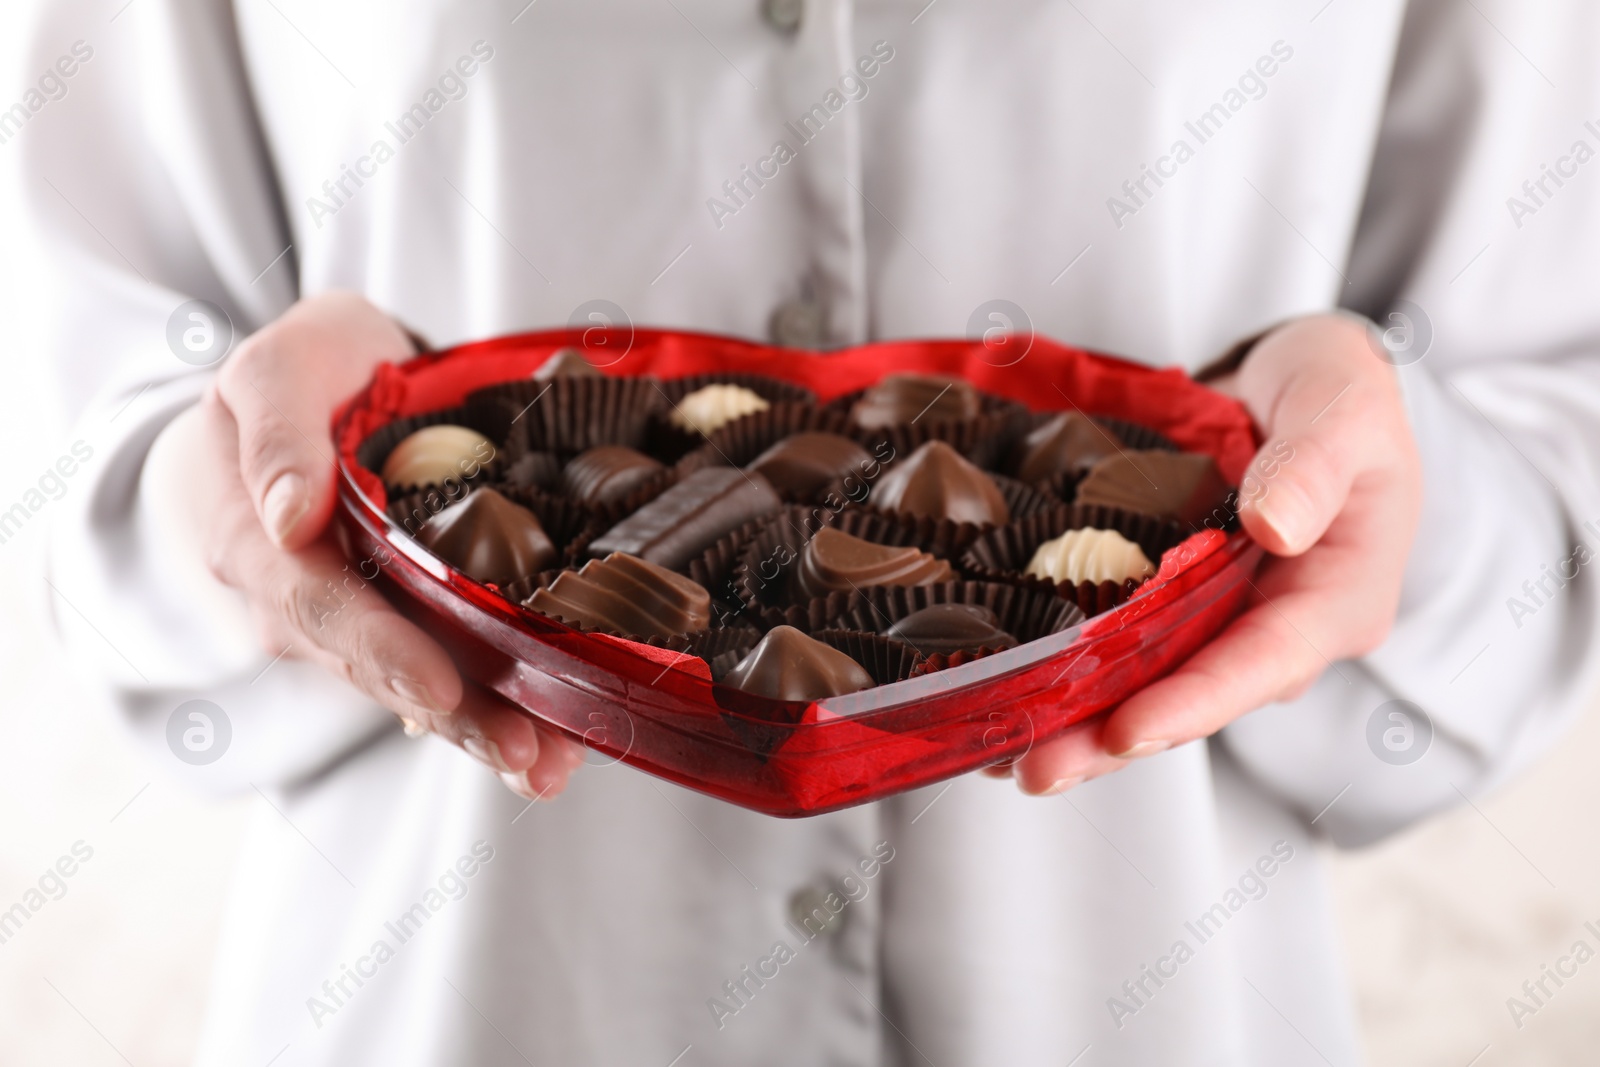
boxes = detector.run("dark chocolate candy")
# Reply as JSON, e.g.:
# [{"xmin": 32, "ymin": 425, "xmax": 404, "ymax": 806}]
[
  {"xmin": 850, "ymin": 373, "xmax": 981, "ymax": 429},
  {"xmin": 722, "ymin": 625, "xmax": 874, "ymax": 701},
  {"xmin": 795, "ymin": 527, "xmax": 954, "ymax": 599},
  {"xmin": 1074, "ymin": 451, "xmax": 1231, "ymax": 527},
  {"xmin": 417, "ymin": 487, "xmax": 557, "ymax": 586},
  {"xmin": 561, "ymin": 446, "xmax": 665, "ymax": 508},
  {"xmin": 589, "ymin": 467, "xmax": 781, "ymax": 571},
  {"xmin": 882, "ymin": 603, "xmax": 1018, "ymax": 657},
  {"xmin": 525, "ymin": 552, "xmax": 711, "ymax": 639},
  {"xmin": 746, "ymin": 432, "xmax": 872, "ymax": 499},
  {"xmin": 871, "ymin": 440, "xmax": 1010, "ymax": 525},
  {"xmin": 533, "ymin": 347, "xmax": 604, "ymax": 381},
  {"xmin": 1015, "ymin": 413, "xmax": 1124, "ymax": 484},
  {"xmin": 502, "ymin": 451, "xmax": 561, "ymax": 490}
]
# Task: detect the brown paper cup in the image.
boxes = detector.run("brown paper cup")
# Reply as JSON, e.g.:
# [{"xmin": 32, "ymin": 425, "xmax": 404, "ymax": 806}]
[
  {"xmin": 824, "ymin": 388, "xmax": 1031, "ymax": 470},
  {"xmin": 782, "ymin": 579, "xmax": 1085, "ymax": 645},
  {"xmin": 811, "ymin": 629, "xmax": 926, "ymax": 685},
  {"xmin": 467, "ymin": 375, "xmax": 665, "ymax": 456},
  {"xmin": 958, "ymin": 505, "xmax": 1187, "ymax": 617},
  {"xmin": 672, "ymin": 403, "xmax": 863, "ymax": 497}
]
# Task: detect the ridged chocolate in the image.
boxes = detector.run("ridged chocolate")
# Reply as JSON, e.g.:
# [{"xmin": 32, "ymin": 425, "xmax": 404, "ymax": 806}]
[
  {"xmin": 533, "ymin": 347, "xmax": 604, "ymax": 381},
  {"xmin": 416, "ymin": 487, "xmax": 557, "ymax": 586},
  {"xmin": 1075, "ymin": 451, "xmax": 1231, "ymax": 527},
  {"xmin": 795, "ymin": 527, "xmax": 954, "ymax": 599},
  {"xmin": 589, "ymin": 467, "xmax": 781, "ymax": 571},
  {"xmin": 1014, "ymin": 412, "xmax": 1124, "ymax": 484},
  {"xmin": 561, "ymin": 446, "xmax": 665, "ymax": 508},
  {"xmin": 882, "ymin": 603, "xmax": 1019, "ymax": 657},
  {"xmin": 525, "ymin": 552, "xmax": 711, "ymax": 639},
  {"xmin": 746, "ymin": 432, "xmax": 873, "ymax": 500},
  {"xmin": 722, "ymin": 625, "xmax": 874, "ymax": 701},
  {"xmin": 871, "ymin": 440, "xmax": 1009, "ymax": 525},
  {"xmin": 849, "ymin": 373, "xmax": 981, "ymax": 429}
]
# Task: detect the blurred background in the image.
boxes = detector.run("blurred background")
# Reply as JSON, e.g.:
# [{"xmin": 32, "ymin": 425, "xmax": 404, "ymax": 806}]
[{"xmin": 2, "ymin": 4, "xmax": 1598, "ymax": 1065}]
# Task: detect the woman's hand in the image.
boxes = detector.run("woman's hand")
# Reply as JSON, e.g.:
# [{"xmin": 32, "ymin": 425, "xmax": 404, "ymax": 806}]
[
  {"xmin": 1008, "ymin": 313, "xmax": 1423, "ymax": 795},
  {"xmin": 185, "ymin": 291, "xmax": 581, "ymax": 800}
]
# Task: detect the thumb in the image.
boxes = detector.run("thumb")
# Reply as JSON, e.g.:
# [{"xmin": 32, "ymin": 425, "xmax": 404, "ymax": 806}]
[{"xmin": 215, "ymin": 293, "xmax": 416, "ymax": 550}]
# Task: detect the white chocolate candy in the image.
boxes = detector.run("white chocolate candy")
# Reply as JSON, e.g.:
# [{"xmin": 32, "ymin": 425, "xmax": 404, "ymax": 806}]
[
  {"xmin": 381, "ymin": 425, "xmax": 496, "ymax": 488},
  {"xmin": 668, "ymin": 384, "xmax": 769, "ymax": 436},
  {"xmin": 1025, "ymin": 527, "xmax": 1155, "ymax": 585}
]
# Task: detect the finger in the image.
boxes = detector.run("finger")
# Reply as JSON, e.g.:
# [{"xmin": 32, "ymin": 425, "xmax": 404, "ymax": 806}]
[
  {"xmin": 203, "ymin": 398, "xmax": 463, "ymax": 717},
  {"xmin": 1011, "ymin": 715, "xmax": 1127, "ymax": 795},
  {"xmin": 1097, "ymin": 592, "xmax": 1333, "ymax": 758},
  {"xmin": 215, "ymin": 295, "xmax": 414, "ymax": 550}
]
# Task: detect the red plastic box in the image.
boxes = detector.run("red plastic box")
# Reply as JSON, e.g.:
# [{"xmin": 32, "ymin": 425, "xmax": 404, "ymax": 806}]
[{"xmin": 333, "ymin": 328, "xmax": 1263, "ymax": 816}]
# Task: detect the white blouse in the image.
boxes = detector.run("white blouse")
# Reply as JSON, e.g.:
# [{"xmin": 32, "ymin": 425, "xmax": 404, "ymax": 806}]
[{"xmin": 22, "ymin": 0, "xmax": 1600, "ymax": 1063}]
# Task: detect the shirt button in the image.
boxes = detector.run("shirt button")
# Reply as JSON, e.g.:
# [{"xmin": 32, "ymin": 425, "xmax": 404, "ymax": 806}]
[
  {"xmin": 769, "ymin": 297, "xmax": 826, "ymax": 348},
  {"xmin": 788, "ymin": 884, "xmax": 845, "ymax": 935},
  {"xmin": 761, "ymin": 0, "xmax": 804, "ymax": 34}
]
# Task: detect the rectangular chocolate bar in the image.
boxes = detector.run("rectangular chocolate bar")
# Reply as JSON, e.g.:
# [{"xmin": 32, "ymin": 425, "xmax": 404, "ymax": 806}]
[{"xmin": 588, "ymin": 467, "xmax": 780, "ymax": 571}]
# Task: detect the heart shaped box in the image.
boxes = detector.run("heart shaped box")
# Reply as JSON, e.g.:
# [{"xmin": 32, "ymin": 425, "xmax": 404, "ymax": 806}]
[{"xmin": 333, "ymin": 328, "xmax": 1264, "ymax": 817}]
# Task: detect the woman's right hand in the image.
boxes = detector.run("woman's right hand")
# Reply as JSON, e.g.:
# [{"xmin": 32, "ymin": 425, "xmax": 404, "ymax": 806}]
[{"xmin": 178, "ymin": 291, "xmax": 581, "ymax": 800}]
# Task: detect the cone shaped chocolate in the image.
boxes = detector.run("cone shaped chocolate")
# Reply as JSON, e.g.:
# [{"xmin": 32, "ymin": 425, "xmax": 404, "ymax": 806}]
[
  {"xmin": 722, "ymin": 625, "xmax": 873, "ymax": 701},
  {"xmin": 417, "ymin": 488, "xmax": 557, "ymax": 586},
  {"xmin": 872, "ymin": 441, "xmax": 1009, "ymax": 524}
]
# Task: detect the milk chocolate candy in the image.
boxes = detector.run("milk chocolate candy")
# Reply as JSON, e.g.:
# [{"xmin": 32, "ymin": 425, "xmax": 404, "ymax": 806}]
[
  {"xmin": 872, "ymin": 440, "xmax": 1010, "ymax": 525},
  {"xmin": 381, "ymin": 425, "xmax": 497, "ymax": 489},
  {"xmin": 417, "ymin": 487, "xmax": 557, "ymax": 586},
  {"xmin": 746, "ymin": 432, "xmax": 872, "ymax": 499},
  {"xmin": 561, "ymin": 446, "xmax": 665, "ymax": 508},
  {"xmin": 589, "ymin": 467, "xmax": 781, "ymax": 571},
  {"xmin": 795, "ymin": 527, "xmax": 955, "ymax": 599},
  {"xmin": 1074, "ymin": 451, "xmax": 1231, "ymax": 527},
  {"xmin": 1025, "ymin": 527, "xmax": 1155, "ymax": 585},
  {"xmin": 669, "ymin": 384, "xmax": 770, "ymax": 436},
  {"xmin": 533, "ymin": 347, "xmax": 603, "ymax": 381},
  {"xmin": 722, "ymin": 625, "xmax": 874, "ymax": 701},
  {"xmin": 882, "ymin": 603, "xmax": 1019, "ymax": 657},
  {"xmin": 1015, "ymin": 413, "xmax": 1123, "ymax": 484},
  {"xmin": 850, "ymin": 373, "xmax": 981, "ymax": 429},
  {"xmin": 526, "ymin": 552, "xmax": 712, "ymax": 639}
]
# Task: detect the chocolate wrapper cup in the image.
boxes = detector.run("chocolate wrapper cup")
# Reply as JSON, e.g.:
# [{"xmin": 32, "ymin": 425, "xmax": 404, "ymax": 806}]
[
  {"xmin": 731, "ymin": 506, "xmax": 853, "ymax": 626},
  {"xmin": 391, "ymin": 483, "xmax": 603, "ymax": 592},
  {"xmin": 1095, "ymin": 416, "xmax": 1177, "ymax": 453},
  {"xmin": 958, "ymin": 505, "xmax": 1187, "ymax": 617},
  {"xmin": 646, "ymin": 374, "xmax": 819, "ymax": 464},
  {"xmin": 357, "ymin": 403, "xmax": 515, "ymax": 499},
  {"xmin": 824, "ymin": 388, "xmax": 1030, "ymax": 470},
  {"xmin": 847, "ymin": 472, "xmax": 1063, "ymax": 558},
  {"xmin": 782, "ymin": 579, "xmax": 1085, "ymax": 646},
  {"xmin": 811, "ymin": 629, "xmax": 926, "ymax": 685},
  {"xmin": 672, "ymin": 403, "xmax": 860, "ymax": 494},
  {"xmin": 495, "ymin": 451, "xmax": 563, "ymax": 492},
  {"xmin": 467, "ymin": 375, "xmax": 664, "ymax": 455},
  {"xmin": 688, "ymin": 515, "xmax": 778, "ymax": 628},
  {"xmin": 514, "ymin": 567, "xmax": 761, "ymax": 658}
]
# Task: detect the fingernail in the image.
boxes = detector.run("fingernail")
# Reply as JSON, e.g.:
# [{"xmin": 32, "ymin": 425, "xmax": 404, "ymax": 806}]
[
  {"xmin": 389, "ymin": 676, "xmax": 441, "ymax": 713},
  {"xmin": 463, "ymin": 736, "xmax": 512, "ymax": 773},
  {"xmin": 1023, "ymin": 774, "xmax": 1081, "ymax": 797},
  {"xmin": 1113, "ymin": 739, "xmax": 1171, "ymax": 760},
  {"xmin": 263, "ymin": 472, "xmax": 309, "ymax": 546},
  {"xmin": 1252, "ymin": 482, "xmax": 1313, "ymax": 551},
  {"xmin": 399, "ymin": 717, "xmax": 427, "ymax": 738},
  {"xmin": 498, "ymin": 770, "xmax": 555, "ymax": 802}
]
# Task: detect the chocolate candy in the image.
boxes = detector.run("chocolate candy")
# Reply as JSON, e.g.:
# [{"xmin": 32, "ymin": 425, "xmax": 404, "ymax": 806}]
[
  {"xmin": 1015, "ymin": 413, "xmax": 1123, "ymax": 484},
  {"xmin": 850, "ymin": 373, "xmax": 980, "ymax": 429},
  {"xmin": 722, "ymin": 625, "xmax": 874, "ymax": 701},
  {"xmin": 1074, "ymin": 451, "xmax": 1230, "ymax": 527},
  {"xmin": 561, "ymin": 446, "xmax": 665, "ymax": 508},
  {"xmin": 1025, "ymin": 527, "xmax": 1155, "ymax": 585},
  {"xmin": 502, "ymin": 451, "xmax": 562, "ymax": 490},
  {"xmin": 589, "ymin": 467, "xmax": 781, "ymax": 571},
  {"xmin": 746, "ymin": 432, "xmax": 872, "ymax": 499},
  {"xmin": 882, "ymin": 603, "xmax": 1018, "ymax": 657},
  {"xmin": 795, "ymin": 527, "xmax": 954, "ymax": 599},
  {"xmin": 381, "ymin": 425, "xmax": 496, "ymax": 489},
  {"xmin": 669, "ymin": 384, "xmax": 770, "ymax": 436},
  {"xmin": 533, "ymin": 347, "xmax": 603, "ymax": 381},
  {"xmin": 526, "ymin": 552, "xmax": 711, "ymax": 639},
  {"xmin": 417, "ymin": 487, "xmax": 556, "ymax": 586},
  {"xmin": 871, "ymin": 441, "xmax": 1009, "ymax": 525}
]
